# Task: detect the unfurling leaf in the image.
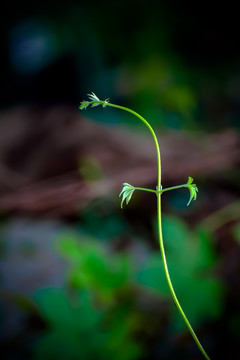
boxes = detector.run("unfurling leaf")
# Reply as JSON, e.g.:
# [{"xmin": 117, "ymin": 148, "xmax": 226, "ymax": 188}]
[
  {"xmin": 87, "ymin": 92, "xmax": 100, "ymax": 102},
  {"xmin": 79, "ymin": 92, "xmax": 109, "ymax": 110},
  {"xmin": 79, "ymin": 101, "xmax": 91, "ymax": 110},
  {"xmin": 186, "ymin": 177, "xmax": 198, "ymax": 206},
  {"xmin": 119, "ymin": 183, "xmax": 135, "ymax": 209}
]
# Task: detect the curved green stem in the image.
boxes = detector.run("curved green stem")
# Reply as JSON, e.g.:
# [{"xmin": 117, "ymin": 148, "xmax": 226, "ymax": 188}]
[
  {"xmin": 157, "ymin": 194, "xmax": 210, "ymax": 360},
  {"xmin": 82, "ymin": 97, "xmax": 210, "ymax": 359},
  {"xmin": 106, "ymin": 103, "xmax": 210, "ymax": 359},
  {"xmin": 106, "ymin": 103, "xmax": 162, "ymax": 189}
]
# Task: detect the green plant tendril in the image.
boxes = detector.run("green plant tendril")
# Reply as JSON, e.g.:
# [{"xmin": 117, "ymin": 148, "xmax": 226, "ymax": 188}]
[{"xmin": 79, "ymin": 93, "xmax": 210, "ymax": 360}]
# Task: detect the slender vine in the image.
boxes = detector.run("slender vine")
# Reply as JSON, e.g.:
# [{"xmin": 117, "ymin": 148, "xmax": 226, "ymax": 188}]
[{"xmin": 79, "ymin": 93, "xmax": 210, "ymax": 360}]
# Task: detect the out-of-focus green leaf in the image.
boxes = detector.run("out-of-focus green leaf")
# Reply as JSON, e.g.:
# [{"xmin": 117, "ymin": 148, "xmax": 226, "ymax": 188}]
[
  {"xmin": 34, "ymin": 288, "xmax": 102, "ymax": 331},
  {"xmin": 136, "ymin": 215, "xmax": 223, "ymax": 332},
  {"xmin": 160, "ymin": 85, "xmax": 196, "ymax": 112},
  {"xmin": 56, "ymin": 236, "xmax": 131, "ymax": 301},
  {"xmin": 33, "ymin": 288, "xmax": 142, "ymax": 360},
  {"xmin": 171, "ymin": 276, "xmax": 223, "ymax": 333},
  {"xmin": 136, "ymin": 253, "xmax": 169, "ymax": 294}
]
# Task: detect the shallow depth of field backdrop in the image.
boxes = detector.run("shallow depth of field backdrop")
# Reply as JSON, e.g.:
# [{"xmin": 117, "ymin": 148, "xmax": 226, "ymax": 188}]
[{"xmin": 0, "ymin": 2, "xmax": 240, "ymax": 360}]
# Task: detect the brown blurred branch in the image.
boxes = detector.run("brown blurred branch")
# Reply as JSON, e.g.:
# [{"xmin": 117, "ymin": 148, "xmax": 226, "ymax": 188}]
[{"xmin": 0, "ymin": 106, "xmax": 239, "ymax": 216}]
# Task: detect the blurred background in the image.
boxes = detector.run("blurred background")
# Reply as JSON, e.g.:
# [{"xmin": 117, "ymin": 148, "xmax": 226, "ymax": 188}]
[{"xmin": 0, "ymin": 1, "xmax": 240, "ymax": 359}]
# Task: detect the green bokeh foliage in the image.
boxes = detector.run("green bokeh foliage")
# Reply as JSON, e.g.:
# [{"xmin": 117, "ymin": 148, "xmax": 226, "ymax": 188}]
[{"xmin": 32, "ymin": 214, "xmax": 223, "ymax": 359}]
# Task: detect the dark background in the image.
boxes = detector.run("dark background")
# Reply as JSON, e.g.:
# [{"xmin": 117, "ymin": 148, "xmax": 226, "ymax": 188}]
[{"xmin": 0, "ymin": 2, "xmax": 240, "ymax": 359}]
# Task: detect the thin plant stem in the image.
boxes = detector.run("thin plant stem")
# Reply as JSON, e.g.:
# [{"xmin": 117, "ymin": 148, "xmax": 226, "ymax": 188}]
[
  {"xmin": 157, "ymin": 193, "xmax": 210, "ymax": 360},
  {"xmin": 80, "ymin": 96, "xmax": 210, "ymax": 359},
  {"xmin": 106, "ymin": 103, "xmax": 162, "ymax": 189},
  {"xmin": 107, "ymin": 102, "xmax": 210, "ymax": 360},
  {"xmin": 134, "ymin": 187, "xmax": 157, "ymax": 194},
  {"xmin": 161, "ymin": 184, "xmax": 187, "ymax": 193}
]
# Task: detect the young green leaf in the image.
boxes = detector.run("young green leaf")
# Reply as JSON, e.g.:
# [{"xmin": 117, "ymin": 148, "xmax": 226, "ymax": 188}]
[
  {"xmin": 87, "ymin": 92, "xmax": 100, "ymax": 102},
  {"xmin": 79, "ymin": 92, "xmax": 109, "ymax": 110},
  {"xmin": 119, "ymin": 183, "xmax": 135, "ymax": 209},
  {"xmin": 79, "ymin": 101, "xmax": 91, "ymax": 110},
  {"xmin": 186, "ymin": 177, "xmax": 198, "ymax": 206}
]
